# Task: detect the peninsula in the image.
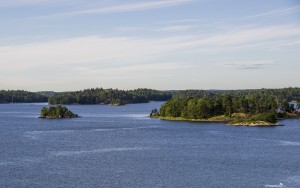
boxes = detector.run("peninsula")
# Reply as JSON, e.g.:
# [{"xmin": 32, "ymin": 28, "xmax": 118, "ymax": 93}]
[{"xmin": 150, "ymin": 90, "xmax": 300, "ymax": 127}]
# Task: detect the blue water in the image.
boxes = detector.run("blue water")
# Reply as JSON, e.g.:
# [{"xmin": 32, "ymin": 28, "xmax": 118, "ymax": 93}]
[{"xmin": 0, "ymin": 102, "xmax": 299, "ymax": 188}]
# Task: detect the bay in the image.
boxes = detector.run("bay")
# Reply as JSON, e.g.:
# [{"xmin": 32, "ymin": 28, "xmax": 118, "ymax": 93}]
[{"xmin": 0, "ymin": 102, "xmax": 299, "ymax": 188}]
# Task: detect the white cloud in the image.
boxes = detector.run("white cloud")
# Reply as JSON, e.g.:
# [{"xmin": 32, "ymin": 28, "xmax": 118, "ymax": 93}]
[
  {"xmin": 75, "ymin": 62, "xmax": 194, "ymax": 76},
  {"xmin": 1, "ymin": 24, "xmax": 299, "ymax": 72},
  {"xmin": 0, "ymin": 0, "xmax": 75, "ymax": 7},
  {"xmin": 158, "ymin": 19, "xmax": 200, "ymax": 24},
  {"xmin": 224, "ymin": 60, "xmax": 274, "ymax": 70},
  {"xmin": 45, "ymin": 0, "xmax": 195, "ymax": 17},
  {"xmin": 157, "ymin": 25, "xmax": 196, "ymax": 32},
  {"xmin": 0, "ymin": 36, "xmax": 181, "ymax": 69},
  {"xmin": 116, "ymin": 27, "xmax": 145, "ymax": 32},
  {"xmin": 245, "ymin": 5, "xmax": 300, "ymax": 19},
  {"xmin": 174, "ymin": 24, "xmax": 300, "ymax": 53}
]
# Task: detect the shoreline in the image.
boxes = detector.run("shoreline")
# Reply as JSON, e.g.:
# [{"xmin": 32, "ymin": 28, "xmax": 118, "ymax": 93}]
[
  {"xmin": 151, "ymin": 116, "xmax": 282, "ymax": 127},
  {"xmin": 156, "ymin": 116, "xmax": 229, "ymax": 123},
  {"xmin": 38, "ymin": 116, "xmax": 79, "ymax": 119}
]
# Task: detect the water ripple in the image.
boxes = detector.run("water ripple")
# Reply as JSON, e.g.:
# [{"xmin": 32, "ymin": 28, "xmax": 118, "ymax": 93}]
[
  {"xmin": 52, "ymin": 147, "xmax": 155, "ymax": 157},
  {"xmin": 24, "ymin": 126, "xmax": 159, "ymax": 139}
]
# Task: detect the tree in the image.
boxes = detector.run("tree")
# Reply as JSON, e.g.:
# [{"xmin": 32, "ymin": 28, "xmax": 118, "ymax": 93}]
[
  {"xmin": 222, "ymin": 94, "xmax": 233, "ymax": 117},
  {"xmin": 187, "ymin": 99, "xmax": 197, "ymax": 119},
  {"xmin": 41, "ymin": 107, "xmax": 48, "ymax": 117}
]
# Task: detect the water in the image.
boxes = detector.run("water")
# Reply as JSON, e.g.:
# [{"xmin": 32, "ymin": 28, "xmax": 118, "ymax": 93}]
[{"xmin": 0, "ymin": 102, "xmax": 299, "ymax": 188}]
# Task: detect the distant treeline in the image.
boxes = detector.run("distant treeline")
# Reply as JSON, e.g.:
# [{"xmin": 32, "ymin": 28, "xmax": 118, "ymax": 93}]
[
  {"xmin": 36, "ymin": 91, "xmax": 56, "ymax": 97},
  {"xmin": 172, "ymin": 88, "xmax": 300, "ymax": 101},
  {"xmin": 0, "ymin": 90, "xmax": 48, "ymax": 103},
  {"xmin": 48, "ymin": 88, "xmax": 172, "ymax": 105},
  {"xmin": 1, "ymin": 87, "xmax": 300, "ymax": 107},
  {"xmin": 153, "ymin": 88, "xmax": 300, "ymax": 122}
]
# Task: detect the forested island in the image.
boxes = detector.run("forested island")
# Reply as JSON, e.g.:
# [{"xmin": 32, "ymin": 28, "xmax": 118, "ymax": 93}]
[
  {"xmin": 0, "ymin": 90, "xmax": 48, "ymax": 103},
  {"xmin": 150, "ymin": 88, "xmax": 300, "ymax": 126},
  {"xmin": 39, "ymin": 105, "xmax": 78, "ymax": 119},
  {"xmin": 48, "ymin": 88, "xmax": 172, "ymax": 105}
]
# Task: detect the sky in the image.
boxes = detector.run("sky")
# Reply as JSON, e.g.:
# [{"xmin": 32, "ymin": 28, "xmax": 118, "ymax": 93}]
[{"xmin": 0, "ymin": 0, "xmax": 299, "ymax": 91}]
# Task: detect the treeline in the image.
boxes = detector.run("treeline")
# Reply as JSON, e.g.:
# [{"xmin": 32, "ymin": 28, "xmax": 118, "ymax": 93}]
[
  {"xmin": 172, "ymin": 87, "xmax": 300, "ymax": 101},
  {"xmin": 153, "ymin": 89, "xmax": 300, "ymax": 122},
  {"xmin": 48, "ymin": 88, "xmax": 172, "ymax": 105},
  {"xmin": 0, "ymin": 90, "xmax": 48, "ymax": 103},
  {"xmin": 2, "ymin": 87, "xmax": 300, "ymax": 107},
  {"xmin": 36, "ymin": 91, "xmax": 56, "ymax": 97}
]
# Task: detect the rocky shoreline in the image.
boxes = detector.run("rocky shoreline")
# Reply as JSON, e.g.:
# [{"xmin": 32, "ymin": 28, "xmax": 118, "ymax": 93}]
[
  {"xmin": 151, "ymin": 116, "xmax": 283, "ymax": 127},
  {"xmin": 38, "ymin": 115, "xmax": 79, "ymax": 119},
  {"xmin": 228, "ymin": 121, "xmax": 282, "ymax": 127}
]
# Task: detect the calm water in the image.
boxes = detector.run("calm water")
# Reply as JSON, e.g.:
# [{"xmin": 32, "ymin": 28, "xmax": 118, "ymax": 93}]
[{"xmin": 0, "ymin": 102, "xmax": 299, "ymax": 188}]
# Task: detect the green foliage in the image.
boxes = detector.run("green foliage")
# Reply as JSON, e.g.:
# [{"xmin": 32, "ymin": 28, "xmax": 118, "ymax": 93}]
[
  {"xmin": 276, "ymin": 112, "xmax": 287, "ymax": 119},
  {"xmin": 250, "ymin": 113, "xmax": 277, "ymax": 124},
  {"xmin": 0, "ymin": 90, "xmax": 48, "ymax": 103},
  {"xmin": 173, "ymin": 87, "xmax": 300, "ymax": 100},
  {"xmin": 40, "ymin": 105, "xmax": 78, "ymax": 118},
  {"xmin": 48, "ymin": 88, "xmax": 172, "ymax": 105},
  {"xmin": 110, "ymin": 99, "xmax": 126, "ymax": 106},
  {"xmin": 41, "ymin": 107, "xmax": 48, "ymax": 117},
  {"xmin": 158, "ymin": 89, "xmax": 300, "ymax": 123},
  {"xmin": 160, "ymin": 99, "xmax": 188, "ymax": 118}
]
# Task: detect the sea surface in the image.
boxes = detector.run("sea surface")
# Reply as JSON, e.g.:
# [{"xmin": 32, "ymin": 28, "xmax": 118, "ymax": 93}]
[{"xmin": 0, "ymin": 102, "xmax": 299, "ymax": 188}]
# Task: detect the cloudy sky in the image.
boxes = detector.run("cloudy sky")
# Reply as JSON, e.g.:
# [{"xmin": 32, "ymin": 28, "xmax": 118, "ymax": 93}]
[{"xmin": 0, "ymin": 0, "xmax": 299, "ymax": 91}]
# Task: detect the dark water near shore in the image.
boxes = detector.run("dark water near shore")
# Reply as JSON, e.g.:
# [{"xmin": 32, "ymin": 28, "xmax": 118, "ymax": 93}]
[{"xmin": 0, "ymin": 102, "xmax": 299, "ymax": 188}]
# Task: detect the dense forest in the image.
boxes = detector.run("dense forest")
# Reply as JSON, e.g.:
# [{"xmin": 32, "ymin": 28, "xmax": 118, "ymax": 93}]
[
  {"xmin": 172, "ymin": 88, "xmax": 300, "ymax": 101},
  {"xmin": 151, "ymin": 88, "xmax": 300, "ymax": 124},
  {"xmin": 48, "ymin": 88, "xmax": 172, "ymax": 105},
  {"xmin": 0, "ymin": 90, "xmax": 48, "ymax": 103}
]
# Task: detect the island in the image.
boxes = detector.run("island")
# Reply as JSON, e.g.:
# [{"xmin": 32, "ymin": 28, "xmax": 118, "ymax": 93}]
[
  {"xmin": 48, "ymin": 88, "xmax": 172, "ymax": 105},
  {"xmin": 150, "ymin": 92, "xmax": 300, "ymax": 127},
  {"xmin": 39, "ymin": 105, "xmax": 79, "ymax": 119}
]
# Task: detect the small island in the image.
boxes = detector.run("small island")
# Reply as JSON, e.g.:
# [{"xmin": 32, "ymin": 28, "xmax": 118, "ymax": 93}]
[{"xmin": 39, "ymin": 105, "xmax": 79, "ymax": 119}]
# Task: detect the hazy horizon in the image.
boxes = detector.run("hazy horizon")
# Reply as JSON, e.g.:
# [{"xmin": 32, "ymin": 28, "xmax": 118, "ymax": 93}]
[
  {"xmin": 1, "ymin": 0, "xmax": 299, "ymax": 91},
  {"xmin": 2, "ymin": 86, "xmax": 298, "ymax": 93}
]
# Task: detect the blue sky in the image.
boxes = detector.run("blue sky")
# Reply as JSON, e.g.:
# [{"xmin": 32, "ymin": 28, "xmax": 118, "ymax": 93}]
[{"xmin": 0, "ymin": 0, "xmax": 299, "ymax": 91}]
